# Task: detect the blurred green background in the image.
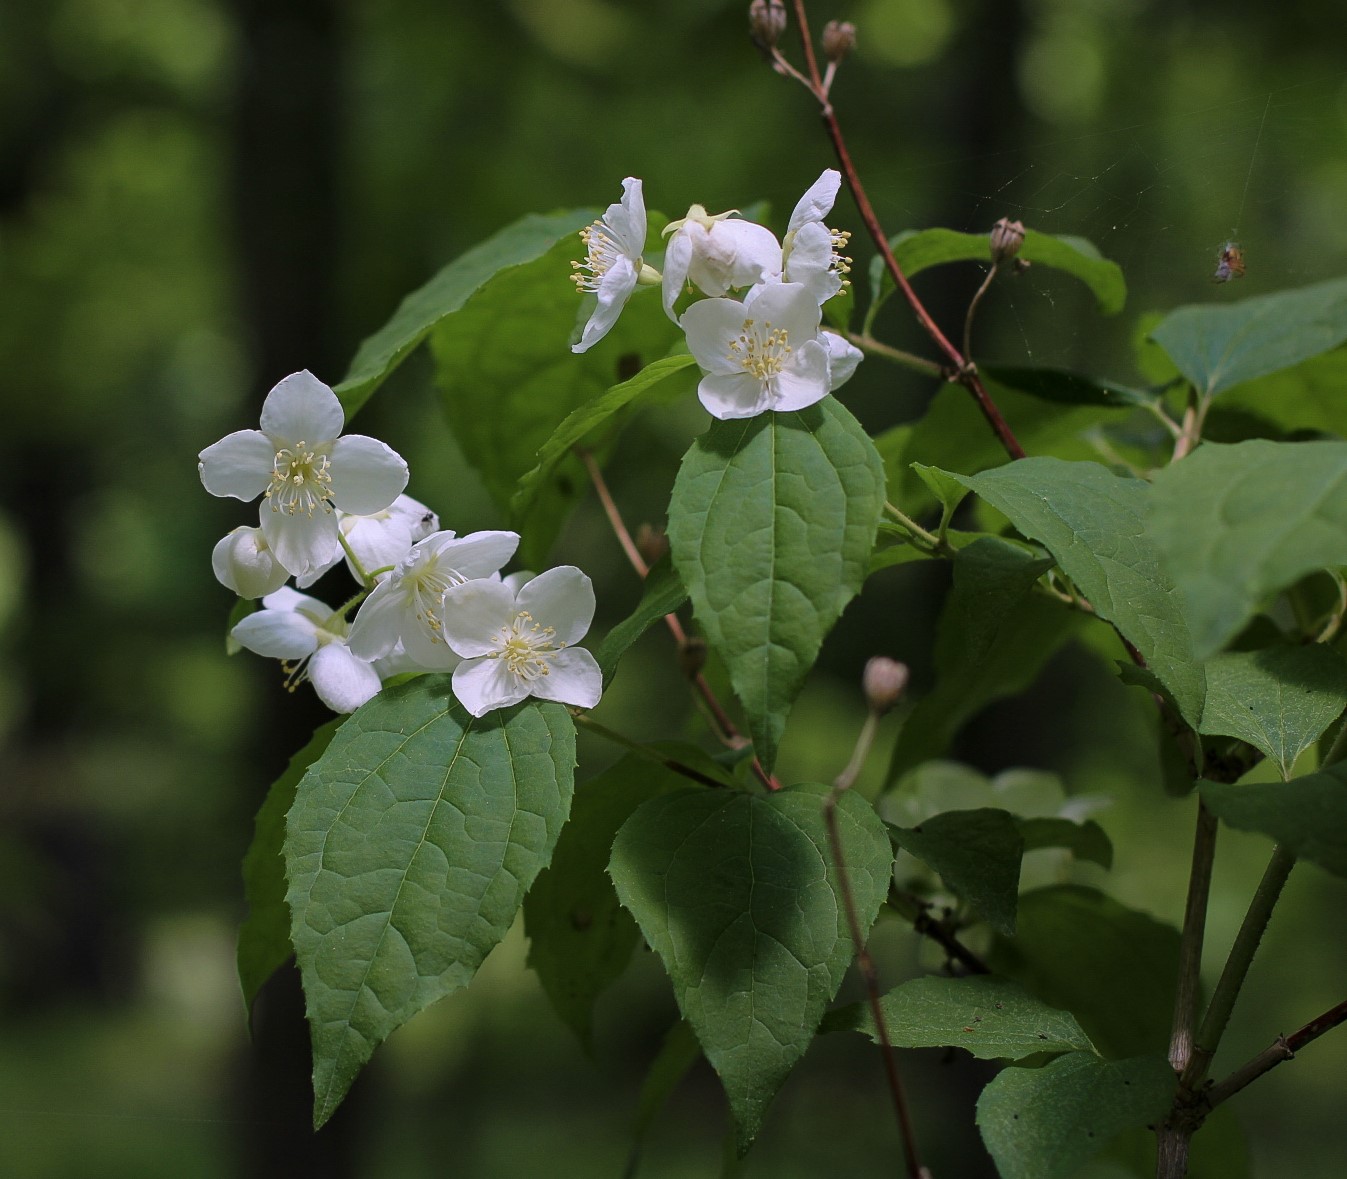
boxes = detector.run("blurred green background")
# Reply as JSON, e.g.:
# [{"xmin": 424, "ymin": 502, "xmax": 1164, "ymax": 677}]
[{"xmin": 1, "ymin": 0, "xmax": 1345, "ymax": 1175}]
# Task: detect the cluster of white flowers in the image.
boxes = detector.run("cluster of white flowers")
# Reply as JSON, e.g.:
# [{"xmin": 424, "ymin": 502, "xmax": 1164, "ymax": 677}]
[
  {"xmin": 571, "ymin": 171, "xmax": 861, "ymax": 419},
  {"xmin": 199, "ymin": 372, "xmax": 602, "ymax": 716}
]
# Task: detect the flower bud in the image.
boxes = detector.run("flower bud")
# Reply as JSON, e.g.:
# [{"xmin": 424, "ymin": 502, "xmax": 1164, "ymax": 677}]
[
  {"xmin": 636, "ymin": 523, "xmax": 669, "ymax": 567},
  {"xmin": 822, "ymin": 20, "xmax": 857, "ymax": 63},
  {"xmin": 678, "ymin": 636, "xmax": 708, "ymax": 680},
  {"xmin": 212, "ymin": 526, "xmax": 290, "ymax": 599},
  {"xmin": 990, "ymin": 217, "xmax": 1026, "ymax": 265},
  {"xmin": 863, "ymin": 656, "xmax": 909, "ymax": 715},
  {"xmin": 749, "ymin": 0, "xmax": 787, "ymax": 50}
]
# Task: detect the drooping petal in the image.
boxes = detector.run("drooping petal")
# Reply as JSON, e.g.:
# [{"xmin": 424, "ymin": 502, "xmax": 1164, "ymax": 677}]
[
  {"xmin": 260, "ymin": 507, "xmax": 341, "ymax": 579},
  {"xmin": 661, "ymin": 229, "xmax": 694, "ymax": 320},
  {"xmin": 327, "ymin": 434, "xmax": 409, "ymax": 515},
  {"xmin": 452, "ymin": 656, "xmax": 530, "ymax": 717},
  {"xmin": 440, "ymin": 579, "xmax": 518, "ymax": 658},
  {"xmin": 345, "ymin": 580, "xmax": 405, "ymax": 660},
  {"xmin": 611, "ymin": 177, "xmax": 647, "ymax": 256},
  {"xmin": 772, "ymin": 338, "xmax": 832, "ymax": 412},
  {"xmin": 572, "ymin": 255, "xmax": 639, "ymax": 354},
  {"xmin": 308, "ymin": 643, "xmax": 382, "ymax": 713},
  {"xmin": 198, "ymin": 430, "xmax": 275, "ymax": 500},
  {"xmin": 232, "ymin": 606, "xmax": 320, "ymax": 659},
  {"xmin": 259, "ymin": 370, "xmax": 344, "ymax": 445},
  {"xmin": 784, "ymin": 221, "xmax": 844, "ymax": 304},
  {"xmin": 515, "ymin": 566, "xmax": 595, "ymax": 647},
  {"xmin": 531, "ymin": 647, "xmax": 603, "ymax": 709},
  {"xmin": 681, "ymin": 296, "xmax": 753, "ymax": 376},
  {"xmin": 823, "ymin": 330, "xmax": 864, "ymax": 390},
  {"xmin": 212, "ymin": 527, "xmax": 290, "ymax": 599},
  {"xmin": 788, "ymin": 169, "xmax": 842, "ymax": 232},
  {"xmin": 697, "ymin": 371, "xmax": 771, "ymax": 420}
]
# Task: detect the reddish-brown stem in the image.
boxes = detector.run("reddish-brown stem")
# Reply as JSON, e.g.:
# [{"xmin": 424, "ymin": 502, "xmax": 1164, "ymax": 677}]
[
  {"xmin": 789, "ymin": 0, "xmax": 1024, "ymax": 463},
  {"xmin": 1205, "ymin": 998, "xmax": 1347, "ymax": 1110},
  {"xmin": 576, "ymin": 447, "xmax": 781, "ymax": 791}
]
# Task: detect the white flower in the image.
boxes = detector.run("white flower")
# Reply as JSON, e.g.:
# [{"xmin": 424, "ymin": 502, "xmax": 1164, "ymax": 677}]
[
  {"xmin": 822, "ymin": 329, "xmax": 863, "ymax": 390},
  {"xmin": 295, "ymin": 494, "xmax": 440, "ymax": 589},
  {"xmin": 212, "ymin": 526, "xmax": 290, "ymax": 599},
  {"xmin": 681, "ymin": 281, "xmax": 830, "ymax": 419},
  {"xmin": 781, "ymin": 169, "xmax": 852, "ymax": 305},
  {"xmin": 231, "ymin": 587, "xmax": 381, "ymax": 713},
  {"xmin": 662, "ymin": 205, "xmax": 782, "ymax": 320},
  {"xmin": 571, "ymin": 178, "xmax": 655, "ymax": 354},
  {"xmin": 197, "ymin": 371, "xmax": 409, "ymax": 580},
  {"xmin": 440, "ymin": 566, "xmax": 603, "ymax": 716},
  {"xmin": 345, "ymin": 529, "xmax": 520, "ymax": 669}
]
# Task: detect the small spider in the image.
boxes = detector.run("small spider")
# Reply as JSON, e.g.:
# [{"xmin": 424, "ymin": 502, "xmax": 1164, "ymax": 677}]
[{"xmin": 1213, "ymin": 241, "xmax": 1246, "ymax": 283}]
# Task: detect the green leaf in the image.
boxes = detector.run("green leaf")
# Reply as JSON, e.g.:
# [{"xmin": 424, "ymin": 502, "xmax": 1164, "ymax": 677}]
[
  {"xmin": 609, "ymin": 782, "xmax": 894, "ymax": 1151},
  {"xmin": 667, "ymin": 398, "xmax": 885, "ymax": 772},
  {"xmin": 285, "ymin": 679, "xmax": 576, "ymax": 1127},
  {"xmin": 1148, "ymin": 439, "xmax": 1347, "ymax": 658},
  {"xmin": 237, "ymin": 719, "xmax": 339, "ymax": 1017},
  {"xmin": 990, "ymin": 886, "xmax": 1179, "ymax": 1058},
  {"xmin": 910, "ymin": 462, "xmax": 970, "ymax": 532},
  {"xmin": 976, "ymin": 1052, "xmax": 1175, "ymax": 1179},
  {"xmin": 523, "ymin": 752, "xmax": 687, "ymax": 1048},
  {"xmin": 1218, "ymin": 347, "xmax": 1347, "ymax": 438},
  {"xmin": 889, "ymin": 808, "xmax": 1024, "ymax": 935},
  {"xmin": 1198, "ymin": 644, "xmax": 1347, "ymax": 778},
  {"xmin": 1149, "ymin": 276, "xmax": 1347, "ymax": 400},
  {"xmin": 595, "ymin": 555, "xmax": 688, "ymax": 686},
  {"xmin": 1200, "ymin": 767, "xmax": 1347, "ymax": 877},
  {"xmin": 624, "ymin": 1020, "xmax": 704, "ymax": 1179},
  {"xmin": 431, "ymin": 231, "xmax": 681, "ymax": 567},
  {"xmin": 822, "ymin": 975, "xmax": 1096, "ymax": 1059},
  {"xmin": 867, "ymin": 227, "xmax": 1125, "ymax": 326},
  {"xmin": 1016, "ymin": 817, "xmax": 1113, "ymax": 870},
  {"xmin": 336, "ymin": 208, "xmax": 596, "ymax": 415},
  {"xmin": 955, "ymin": 457, "xmax": 1206, "ymax": 727},
  {"xmin": 512, "ymin": 354, "xmax": 698, "ymax": 525},
  {"xmin": 889, "ymin": 538, "xmax": 1084, "ymax": 780},
  {"xmin": 981, "ymin": 365, "xmax": 1157, "ymax": 409}
]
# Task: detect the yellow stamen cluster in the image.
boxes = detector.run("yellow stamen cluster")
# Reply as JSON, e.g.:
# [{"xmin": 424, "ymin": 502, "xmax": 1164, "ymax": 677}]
[
  {"xmin": 265, "ymin": 442, "xmax": 334, "ymax": 517},
  {"xmin": 729, "ymin": 318, "xmax": 792, "ymax": 380},
  {"xmin": 830, "ymin": 227, "xmax": 854, "ymax": 287},
  {"xmin": 571, "ymin": 223, "xmax": 620, "ymax": 292},
  {"xmin": 488, "ymin": 610, "xmax": 564, "ymax": 681}
]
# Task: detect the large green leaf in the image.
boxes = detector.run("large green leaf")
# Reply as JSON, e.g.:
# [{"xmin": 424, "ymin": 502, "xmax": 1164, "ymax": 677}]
[
  {"xmin": 955, "ymin": 458, "xmax": 1206, "ymax": 726},
  {"xmin": 1198, "ymin": 644, "xmax": 1347, "ymax": 778},
  {"xmin": 667, "ymin": 398, "xmax": 885, "ymax": 772},
  {"xmin": 1218, "ymin": 347, "xmax": 1347, "ymax": 438},
  {"xmin": 523, "ymin": 752, "xmax": 688, "ymax": 1048},
  {"xmin": 609, "ymin": 782, "xmax": 893, "ymax": 1151},
  {"xmin": 990, "ymin": 886, "xmax": 1179, "ymax": 1059},
  {"xmin": 976, "ymin": 1052, "xmax": 1175, "ymax": 1179},
  {"xmin": 1016, "ymin": 817, "xmax": 1113, "ymax": 869},
  {"xmin": 512, "ymin": 354, "xmax": 697, "ymax": 525},
  {"xmin": 1148, "ymin": 439, "xmax": 1347, "ymax": 658},
  {"xmin": 1149, "ymin": 276, "xmax": 1347, "ymax": 400},
  {"xmin": 866, "ymin": 227, "xmax": 1125, "ymax": 327},
  {"xmin": 1201, "ymin": 768, "xmax": 1347, "ymax": 878},
  {"xmin": 237, "ymin": 719, "xmax": 339, "ymax": 1017},
  {"xmin": 822, "ymin": 975, "xmax": 1095, "ymax": 1059},
  {"xmin": 335, "ymin": 209, "xmax": 595, "ymax": 415},
  {"xmin": 431, "ymin": 231, "xmax": 681, "ymax": 567},
  {"xmin": 285, "ymin": 679, "xmax": 576, "ymax": 1127},
  {"xmin": 595, "ymin": 555, "xmax": 688, "ymax": 686},
  {"xmin": 889, "ymin": 809, "xmax": 1024, "ymax": 935},
  {"xmin": 981, "ymin": 365, "xmax": 1156, "ymax": 409}
]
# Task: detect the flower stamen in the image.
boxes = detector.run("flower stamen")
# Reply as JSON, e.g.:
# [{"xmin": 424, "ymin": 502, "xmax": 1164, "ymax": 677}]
[
  {"xmin": 265, "ymin": 441, "xmax": 335, "ymax": 517},
  {"xmin": 487, "ymin": 609, "xmax": 564, "ymax": 681},
  {"xmin": 728, "ymin": 318, "xmax": 793, "ymax": 380}
]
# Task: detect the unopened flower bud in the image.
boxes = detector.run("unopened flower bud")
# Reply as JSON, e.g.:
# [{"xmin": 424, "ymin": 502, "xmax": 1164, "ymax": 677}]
[
  {"xmin": 749, "ymin": 0, "xmax": 788, "ymax": 50},
  {"xmin": 863, "ymin": 656, "xmax": 909, "ymax": 715},
  {"xmin": 679, "ymin": 636, "xmax": 708, "ymax": 680},
  {"xmin": 822, "ymin": 20, "xmax": 857, "ymax": 63},
  {"xmin": 212, "ymin": 526, "xmax": 290, "ymax": 599},
  {"xmin": 990, "ymin": 217, "xmax": 1026, "ymax": 265},
  {"xmin": 636, "ymin": 523, "xmax": 669, "ymax": 567}
]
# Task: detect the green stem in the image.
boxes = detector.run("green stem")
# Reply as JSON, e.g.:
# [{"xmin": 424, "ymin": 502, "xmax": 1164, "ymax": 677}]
[
  {"xmin": 338, "ymin": 529, "xmax": 373, "ymax": 586},
  {"xmin": 572, "ymin": 713, "xmax": 727, "ymax": 790},
  {"xmin": 883, "ymin": 501, "xmax": 945, "ymax": 553},
  {"xmin": 842, "ymin": 329, "xmax": 944, "ymax": 378},
  {"xmin": 961, "ymin": 262, "xmax": 999, "ymax": 367},
  {"xmin": 1168, "ymin": 802, "xmax": 1219, "ymax": 1076}
]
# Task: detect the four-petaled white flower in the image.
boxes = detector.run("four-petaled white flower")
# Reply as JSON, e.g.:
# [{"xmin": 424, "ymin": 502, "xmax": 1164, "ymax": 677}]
[
  {"xmin": 662, "ymin": 204, "xmax": 782, "ymax": 320},
  {"xmin": 440, "ymin": 566, "xmax": 603, "ymax": 717},
  {"xmin": 197, "ymin": 371, "xmax": 409, "ymax": 580},
  {"xmin": 231, "ymin": 587, "xmax": 382, "ymax": 713},
  {"xmin": 346, "ymin": 529, "xmax": 520, "ymax": 669},
  {"xmin": 681, "ymin": 281, "xmax": 830, "ymax": 419},
  {"xmin": 212, "ymin": 525, "xmax": 290, "ymax": 599},
  {"xmin": 296, "ymin": 494, "xmax": 440, "ymax": 589},
  {"xmin": 781, "ymin": 169, "xmax": 852, "ymax": 305},
  {"xmin": 571, "ymin": 178, "xmax": 653, "ymax": 354}
]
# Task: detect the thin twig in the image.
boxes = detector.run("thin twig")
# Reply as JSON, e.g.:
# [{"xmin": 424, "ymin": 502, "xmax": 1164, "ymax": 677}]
[
  {"xmin": 572, "ymin": 713, "xmax": 728, "ymax": 790},
  {"xmin": 1205, "ymin": 998, "xmax": 1347, "ymax": 1110},
  {"xmin": 841, "ymin": 329, "xmax": 945, "ymax": 378},
  {"xmin": 962, "ymin": 263, "xmax": 1000, "ymax": 367},
  {"xmin": 1168, "ymin": 803, "xmax": 1219, "ymax": 1075},
  {"xmin": 889, "ymin": 888, "xmax": 992, "ymax": 976}
]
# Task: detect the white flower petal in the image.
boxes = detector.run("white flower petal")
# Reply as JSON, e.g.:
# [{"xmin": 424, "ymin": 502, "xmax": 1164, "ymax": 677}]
[
  {"xmin": 698, "ymin": 372, "xmax": 771, "ymax": 420},
  {"xmin": 823, "ymin": 330, "xmax": 864, "ymax": 390},
  {"xmin": 232, "ymin": 607, "xmax": 320, "ymax": 659},
  {"xmin": 572, "ymin": 255, "xmax": 639, "ymax": 353},
  {"xmin": 308, "ymin": 643, "xmax": 382, "ymax": 713},
  {"xmin": 452, "ymin": 657, "xmax": 530, "ymax": 717},
  {"xmin": 260, "ymin": 507, "xmax": 341, "ymax": 579},
  {"xmin": 212, "ymin": 527, "xmax": 290, "ymax": 599},
  {"xmin": 516, "ymin": 566, "xmax": 594, "ymax": 647},
  {"xmin": 400, "ymin": 620, "xmax": 463, "ymax": 670},
  {"xmin": 612, "ymin": 177, "xmax": 647, "ymax": 255},
  {"xmin": 788, "ymin": 169, "xmax": 842, "ymax": 232},
  {"xmin": 261, "ymin": 586, "xmax": 332, "ymax": 619},
  {"xmin": 784, "ymin": 221, "xmax": 844, "ymax": 304},
  {"xmin": 259, "ymin": 370, "xmax": 344, "ymax": 444},
  {"xmin": 661, "ymin": 230, "xmax": 693, "ymax": 320},
  {"xmin": 440, "ymin": 579, "xmax": 517, "ymax": 658},
  {"xmin": 530, "ymin": 647, "xmax": 603, "ymax": 709},
  {"xmin": 742, "ymin": 281, "xmax": 822, "ymax": 341},
  {"xmin": 680, "ymin": 296, "xmax": 753, "ymax": 375},
  {"xmin": 434, "ymin": 530, "xmax": 521, "ymax": 581},
  {"xmin": 198, "ymin": 430, "xmax": 275, "ymax": 500},
  {"xmin": 342, "ymin": 513, "xmax": 415, "ymax": 579},
  {"xmin": 346, "ymin": 580, "xmax": 404, "ymax": 660},
  {"xmin": 327, "ymin": 434, "xmax": 409, "ymax": 515},
  {"xmin": 387, "ymin": 494, "xmax": 439, "ymax": 542},
  {"xmin": 772, "ymin": 339, "xmax": 832, "ymax": 412},
  {"xmin": 688, "ymin": 219, "xmax": 782, "ymax": 294}
]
